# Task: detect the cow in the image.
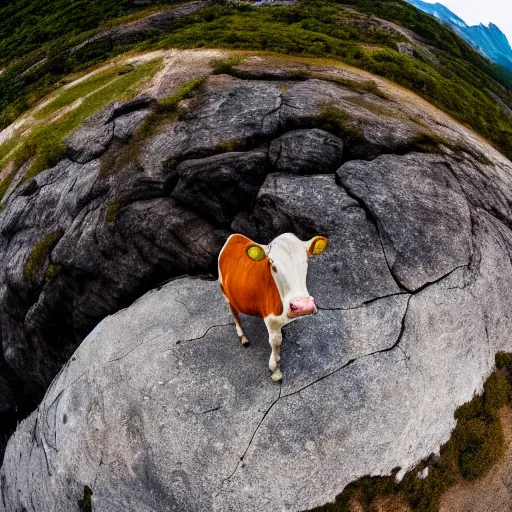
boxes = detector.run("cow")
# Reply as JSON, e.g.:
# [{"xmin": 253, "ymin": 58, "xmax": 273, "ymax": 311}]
[{"xmin": 218, "ymin": 232, "xmax": 328, "ymax": 382}]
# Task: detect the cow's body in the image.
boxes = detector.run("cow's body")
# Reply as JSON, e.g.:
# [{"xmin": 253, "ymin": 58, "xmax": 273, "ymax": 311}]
[{"xmin": 218, "ymin": 232, "xmax": 328, "ymax": 381}]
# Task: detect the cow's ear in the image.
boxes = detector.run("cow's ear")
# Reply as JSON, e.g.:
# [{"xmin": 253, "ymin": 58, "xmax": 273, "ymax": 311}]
[
  {"xmin": 246, "ymin": 244, "xmax": 267, "ymax": 262},
  {"xmin": 307, "ymin": 236, "xmax": 328, "ymax": 257}
]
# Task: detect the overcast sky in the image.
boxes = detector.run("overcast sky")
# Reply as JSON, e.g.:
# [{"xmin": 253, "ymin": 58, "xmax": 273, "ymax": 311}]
[{"xmin": 422, "ymin": 0, "xmax": 512, "ymax": 46}]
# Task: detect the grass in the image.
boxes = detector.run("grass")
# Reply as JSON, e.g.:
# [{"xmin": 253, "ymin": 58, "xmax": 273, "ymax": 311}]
[
  {"xmin": 33, "ymin": 65, "xmax": 129, "ymax": 120},
  {"xmin": 45, "ymin": 264, "xmax": 62, "ymax": 285},
  {"xmin": 217, "ymin": 139, "xmax": 239, "ymax": 152},
  {"xmin": 99, "ymin": 77, "xmax": 205, "ymax": 177},
  {"xmin": 24, "ymin": 231, "xmax": 64, "ymax": 280},
  {"xmin": 148, "ymin": 1, "xmax": 512, "ymax": 159},
  {"xmin": 0, "ymin": 59, "xmax": 161, "ymax": 187},
  {"xmin": 310, "ymin": 106, "xmax": 365, "ymax": 144},
  {"xmin": 309, "ymin": 352, "xmax": 512, "ymax": 512}
]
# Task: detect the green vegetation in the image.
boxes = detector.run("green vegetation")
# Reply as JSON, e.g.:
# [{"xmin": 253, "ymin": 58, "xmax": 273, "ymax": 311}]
[
  {"xmin": 33, "ymin": 65, "xmax": 130, "ymax": 120},
  {"xmin": 0, "ymin": 59, "xmax": 161, "ymax": 186},
  {"xmin": 105, "ymin": 203, "xmax": 122, "ymax": 230},
  {"xmin": 0, "ymin": 0, "xmax": 175, "ymax": 129},
  {"xmin": 45, "ymin": 264, "xmax": 62, "ymax": 285},
  {"xmin": 142, "ymin": 77, "xmax": 206, "ymax": 135},
  {"xmin": 99, "ymin": 77, "xmax": 205, "ymax": 177},
  {"xmin": 78, "ymin": 485, "xmax": 93, "ymax": 512},
  {"xmin": 311, "ymin": 106, "xmax": 364, "ymax": 144},
  {"xmin": 24, "ymin": 231, "xmax": 64, "ymax": 280},
  {"xmin": 218, "ymin": 139, "xmax": 239, "ymax": 152},
  {"xmin": 147, "ymin": 0, "xmax": 512, "ymax": 159},
  {"xmin": 1, "ymin": 0, "xmax": 512, "ymax": 160},
  {"xmin": 309, "ymin": 352, "xmax": 512, "ymax": 512}
]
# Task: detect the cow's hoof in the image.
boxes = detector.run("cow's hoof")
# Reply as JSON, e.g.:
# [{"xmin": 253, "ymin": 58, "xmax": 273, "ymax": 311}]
[
  {"xmin": 271, "ymin": 369, "xmax": 282, "ymax": 382},
  {"xmin": 241, "ymin": 336, "xmax": 249, "ymax": 346}
]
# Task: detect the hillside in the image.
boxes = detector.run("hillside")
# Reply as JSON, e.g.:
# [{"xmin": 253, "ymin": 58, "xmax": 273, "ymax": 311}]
[
  {"xmin": 406, "ymin": 0, "xmax": 512, "ymax": 72},
  {"xmin": 0, "ymin": 0, "xmax": 512, "ymax": 165}
]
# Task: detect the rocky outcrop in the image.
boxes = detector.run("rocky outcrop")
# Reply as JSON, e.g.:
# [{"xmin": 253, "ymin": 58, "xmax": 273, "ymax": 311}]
[{"xmin": 1, "ymin": 52, "xmax": 512, "ymax": 510}]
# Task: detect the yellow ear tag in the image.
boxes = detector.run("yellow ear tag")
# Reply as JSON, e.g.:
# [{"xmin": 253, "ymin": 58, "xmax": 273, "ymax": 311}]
[
  {"xmin": 247, "ymin": 245, "xmax": 266, "ymax": 261},
  {"xmin": 312, "ymin": 238, "xmax": 328, "ymax": 255}
]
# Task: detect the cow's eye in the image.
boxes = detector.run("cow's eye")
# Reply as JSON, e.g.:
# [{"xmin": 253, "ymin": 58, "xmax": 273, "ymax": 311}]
[{"xmin": 272, "ymin": 265, "xmax": 277, "ymax": 272}]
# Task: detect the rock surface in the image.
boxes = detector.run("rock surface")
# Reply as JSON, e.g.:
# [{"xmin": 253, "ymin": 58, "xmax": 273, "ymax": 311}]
[{"xmin": 1, "ymin": 51, "xmax": 512, "ymax": 511}]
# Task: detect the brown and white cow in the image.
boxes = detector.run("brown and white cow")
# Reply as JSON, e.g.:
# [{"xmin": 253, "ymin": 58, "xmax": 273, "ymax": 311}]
[{"xmin": 218, "ymin": 232, "xmax": 328, "ymax": 381}]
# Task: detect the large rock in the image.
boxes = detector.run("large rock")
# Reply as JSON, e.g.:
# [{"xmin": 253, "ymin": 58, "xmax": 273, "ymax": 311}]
[
  {"xmin": 1, "ymin": 225, "xmax": 510, "ymax": 511},
  {"xmin": 337, "ymin": 153, "xmax": 473, "ymax": 291},
  {"xmin": 269, "ymin": 129, "xmax": 344, "ymax": 174},
  {"xmin": 171, "ymin": 149, "xmax": 269, "ymax": 225},
  {"xmin": 2, "ymin": 51, "xmax": 512, "ymax": 510}
]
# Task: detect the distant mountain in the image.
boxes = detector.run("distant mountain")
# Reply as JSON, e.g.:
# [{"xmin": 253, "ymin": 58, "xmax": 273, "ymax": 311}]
[{"xmin": 406, "ymin": 0, "xmax": 512, "ymax": 72}]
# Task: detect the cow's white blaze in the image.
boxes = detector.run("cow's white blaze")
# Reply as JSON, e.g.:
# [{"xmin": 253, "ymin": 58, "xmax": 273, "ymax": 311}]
[{"xmin": 266, "ymin": 233, "xmax": 314, "ymax": 317}]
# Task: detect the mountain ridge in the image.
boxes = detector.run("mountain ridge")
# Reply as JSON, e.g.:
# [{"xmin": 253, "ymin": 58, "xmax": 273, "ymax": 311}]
[{"xmin": 406, "ymin": 0, "xmax": 512, "ymax": 72}]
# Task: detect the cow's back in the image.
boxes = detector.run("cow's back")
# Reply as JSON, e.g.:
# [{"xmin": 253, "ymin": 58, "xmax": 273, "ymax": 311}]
[{"xmin": 219, "ymin": 234, "xmax": 283, "ymax": 318}]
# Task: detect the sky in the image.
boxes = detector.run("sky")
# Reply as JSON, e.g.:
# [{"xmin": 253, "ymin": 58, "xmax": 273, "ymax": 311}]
[{"xmin": 421, "ymin": 0, "xmax": 512, "ymax": 47}]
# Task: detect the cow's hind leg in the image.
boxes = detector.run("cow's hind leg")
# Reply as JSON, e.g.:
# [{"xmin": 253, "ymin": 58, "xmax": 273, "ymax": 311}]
[
  {"xmin": 265, "ymin": 318, "xmax": 283, "ymax": 382},
  {"xmin": 230, "ymin": 305, "xmax": 249, "ymax": 346}
]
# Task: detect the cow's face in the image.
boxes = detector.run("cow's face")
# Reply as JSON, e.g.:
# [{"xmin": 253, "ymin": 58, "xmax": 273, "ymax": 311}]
[{"xmin": 246, "ymin": 233, "xmax": 328, "ymax": 319}]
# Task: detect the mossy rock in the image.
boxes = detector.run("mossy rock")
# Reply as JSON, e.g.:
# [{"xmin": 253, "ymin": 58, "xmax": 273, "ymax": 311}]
[{"xmin": 24, "ymin": 231, "xmax": 64, "ymax": 280}]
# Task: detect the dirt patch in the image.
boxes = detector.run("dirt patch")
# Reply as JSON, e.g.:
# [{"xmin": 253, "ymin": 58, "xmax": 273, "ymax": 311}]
[{"xmin": 439, "ymin": 406, "xmax": 512, "ymax": 512}]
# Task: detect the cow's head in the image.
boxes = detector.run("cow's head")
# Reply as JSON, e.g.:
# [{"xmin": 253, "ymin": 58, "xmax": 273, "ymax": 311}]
[{"xmin": 246, "ymin": 233, "xmax": 328, "ymax": 319}]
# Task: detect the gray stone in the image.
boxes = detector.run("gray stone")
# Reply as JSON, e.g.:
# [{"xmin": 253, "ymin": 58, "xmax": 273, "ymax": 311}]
[
  {"xmin": 280, "ymin": 79, "xmax": 423, "ymax": 160},
  {"xmin": 269, "ymin": 129, "xmax": 343, "ymax": 174},
  {"xmin": 397, "ymin": 42, "xmax": 415, "ymax": 56},
  {"xmin": 337, "ymin": 153, "xmax": 473, "ymax": 291},
  {"xmin": 113, "ymin": 109, "xmax": 150, "ymax": 141},
  {"xmin": 140, "ymin": 76, "xmax": 282, "ymax": 177},
  {"xmin": 1, "ymin": 257, "xmax": 508, "ymax": 511},
  {"xmin": 65, "ymin": 106, "xmax": 115, "ymax": 164},
  {"xmin": 233, "ymin": 174, "xmax": 401, "ymax": 308},
  {"xmin": 1, "ymin": 53, "xmax": 512, "ymax": 512},
  {"xmin": 171, "ymin": 149, "xmax": 269, "ymax": 225}
]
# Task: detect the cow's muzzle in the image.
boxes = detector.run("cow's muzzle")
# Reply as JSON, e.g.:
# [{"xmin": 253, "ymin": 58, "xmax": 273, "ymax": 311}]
[{"xmin": 288, "ymin": 297, "xmax": 317, "ymax": 319}]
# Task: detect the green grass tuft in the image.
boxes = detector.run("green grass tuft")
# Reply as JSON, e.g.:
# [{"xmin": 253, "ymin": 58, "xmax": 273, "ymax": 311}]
[
  {"xmin": 45, "ymin": 263, "xmax": 62, "ymax": 285},
  {"xmin": 99, "ymin": 77, "xmax": 205, "ymax": 177},
  {"xmin": 217, "ymin": 139, "xmax": 238, "ymax": 152},
  {"xmin": 33, "ymin": 65, "xmax": 128, "ymax": 120},
  {"xmin": 312, "ymin": 106, "xmax": 364, "ymax": 143},
  {"xmin": 24, "ymin": 230, "xmax": 64, "ymax": 280}
]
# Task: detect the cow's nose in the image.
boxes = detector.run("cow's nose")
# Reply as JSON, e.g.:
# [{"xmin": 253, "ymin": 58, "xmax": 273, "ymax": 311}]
[{"xmin": 288, "ymin": 297, "xmax": 317, "ymax": 318}]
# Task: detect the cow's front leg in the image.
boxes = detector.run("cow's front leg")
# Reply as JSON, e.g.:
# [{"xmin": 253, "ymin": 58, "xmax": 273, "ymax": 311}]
[{"xmin": 265, "ymin": 319, "xmax": 283, "ymax": 382}]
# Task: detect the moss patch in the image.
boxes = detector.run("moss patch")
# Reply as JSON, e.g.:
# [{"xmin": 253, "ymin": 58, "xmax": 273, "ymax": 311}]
[
  {"xmin": 78, "ymin": 485, "xmax": 93, "ymax": 512},
  {"xmin": 217, "ymin": 139, "xmax": 238, "ymax": 152},
  {"xmin": 24, "ymin": 230, "xmax": 64, "ymax": 280},
  {"xmin": 45, "ymin": 263, "xmax": 62, "ymax": 285},
  {"xmin": 309, "ymin": 352, "xmax": 512, "ymax": 512},
  {"xmin": 33, "ymin": 65, "xmax": 130, "ymax": 120},
  {"xmin": 311, "ymin": 73, "xmax": 387, "ymax": 99},
  {"xmin": 310, "ymin": 106, "xmax": 364, "ymax": 144},
  {"xmin": 105, "ymin": 203, "xmax": 122, "ymax": 230}
]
